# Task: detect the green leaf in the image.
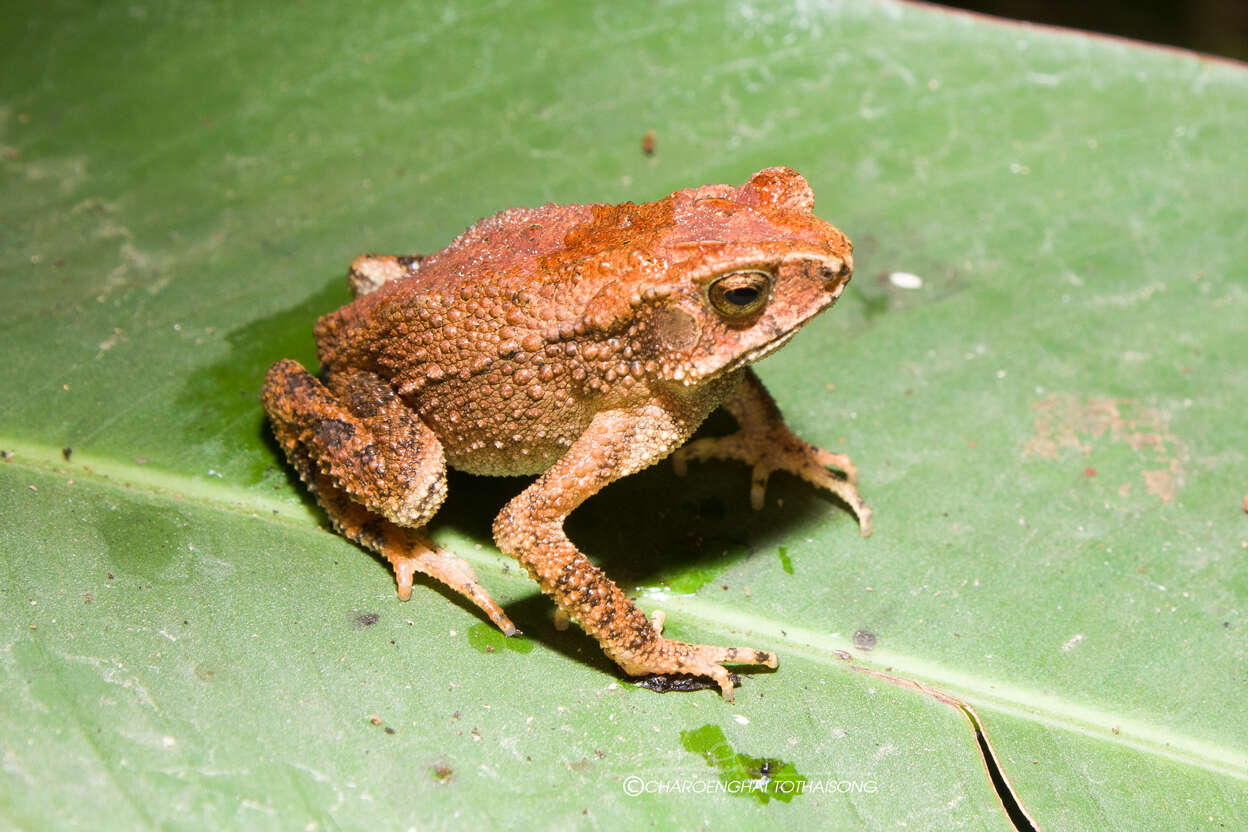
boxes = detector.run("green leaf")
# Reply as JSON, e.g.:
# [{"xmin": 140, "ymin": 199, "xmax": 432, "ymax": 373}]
[{"xmin": 2, "ymin": 1, "xmax": 1245, "ymax": 828}]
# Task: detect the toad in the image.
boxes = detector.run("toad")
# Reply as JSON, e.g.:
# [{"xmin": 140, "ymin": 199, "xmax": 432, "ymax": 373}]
[{"xmin": 262, "ymin": 167, "xmax": 870, "ymax": 700}]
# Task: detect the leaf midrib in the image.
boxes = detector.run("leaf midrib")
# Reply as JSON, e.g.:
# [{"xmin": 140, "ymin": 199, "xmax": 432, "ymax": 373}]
[{"xmin": 7, "ymin": 435, "xmax": 1245, "ymax": 785}]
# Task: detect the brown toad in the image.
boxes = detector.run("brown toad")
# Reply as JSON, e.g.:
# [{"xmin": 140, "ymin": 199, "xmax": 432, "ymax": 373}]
[{"xmin": 262, "ymin": 167, "xmax": 870, "ymax": 700}]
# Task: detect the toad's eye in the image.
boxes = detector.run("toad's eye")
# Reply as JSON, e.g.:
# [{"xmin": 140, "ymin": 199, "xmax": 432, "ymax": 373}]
[{"xmin": 707, "ymin": 270, "xmax": 772, "ymax": 318}]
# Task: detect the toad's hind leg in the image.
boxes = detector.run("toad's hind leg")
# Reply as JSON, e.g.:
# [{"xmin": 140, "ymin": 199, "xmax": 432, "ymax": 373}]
[
  {"xmin": 262, "ymin": 359, "xmax": 515, "ymax": 635},
  {"xmin": 292, "ymin": 450, "xmax": 515, "ymax": 635}
]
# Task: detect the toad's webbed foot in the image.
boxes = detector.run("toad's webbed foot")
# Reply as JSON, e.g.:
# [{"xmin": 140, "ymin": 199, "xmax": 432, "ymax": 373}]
[
  {"xmin": 613, "ymin": 616, "xmax": 776, "ymax": 702},
  {"xmin": 672, "ymin": 367, "xmax": 872, "ymax": 536}
]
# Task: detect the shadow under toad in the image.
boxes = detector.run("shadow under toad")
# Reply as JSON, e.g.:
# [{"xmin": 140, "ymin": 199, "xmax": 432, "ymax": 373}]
[{"xmin": 410, "ymin": 412, "xmax": 857, "ymax": 682}]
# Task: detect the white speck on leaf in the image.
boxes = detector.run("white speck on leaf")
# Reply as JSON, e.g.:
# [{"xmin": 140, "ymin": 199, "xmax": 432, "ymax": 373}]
[{"xmin": 888, "ymin": 271, "xmax": 922, "ymax": 290}]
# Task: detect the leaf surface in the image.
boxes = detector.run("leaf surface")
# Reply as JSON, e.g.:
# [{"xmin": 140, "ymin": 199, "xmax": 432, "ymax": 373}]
[{"xmin": 2, "ymin": 1, "xmax": 1245, "ymax": 828}]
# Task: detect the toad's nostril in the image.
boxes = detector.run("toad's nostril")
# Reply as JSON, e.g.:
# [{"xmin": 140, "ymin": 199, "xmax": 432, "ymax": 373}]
[{"xmin": 820, "ymin": 257, "xmax": 853, "ymax": 286}]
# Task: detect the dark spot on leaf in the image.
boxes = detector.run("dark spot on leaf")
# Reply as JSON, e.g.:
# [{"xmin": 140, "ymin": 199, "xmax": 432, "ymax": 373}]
[
  {"xmin": 352, "ymin": 612, "xmax": 379, "ymax": 629},
  {"xmin": 853, "ymin": 630, "xmax": 877, "ymax": 651},
  {"xmin": 637, "ymin": 673, "xmax": 740, "ymax": 694}
]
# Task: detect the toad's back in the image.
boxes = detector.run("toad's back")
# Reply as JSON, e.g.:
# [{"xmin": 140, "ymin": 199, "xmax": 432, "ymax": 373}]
[
  {"xmin": 310, "ymin": 200, "xmax": 665, "ymax": 474},
  {"xmin": 404, "ymin": 201, "xmax": 598, "ymax": 292}
]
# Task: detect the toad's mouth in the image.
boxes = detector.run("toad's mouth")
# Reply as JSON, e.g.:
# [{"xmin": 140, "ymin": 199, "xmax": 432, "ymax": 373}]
[
  {"xmin": 706, "ymin": 291, "xmax": 838, "ymax": 380},
  {"xmin": 676, "ymin": 327, "xmax": 802, "ymax": 387},
  {"xmin": 720, "ymin": 327, "xmax": 800, "ymax": 376}
]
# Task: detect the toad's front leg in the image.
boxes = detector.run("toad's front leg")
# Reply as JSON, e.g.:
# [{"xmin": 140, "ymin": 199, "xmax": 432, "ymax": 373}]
[
  {"xmin": 672, "ymin": 367, "xmax": 872, "ymax": 535},
  {"xmin": 492, "ymin": 405, "xmax": 776, "ymax": 701}
]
